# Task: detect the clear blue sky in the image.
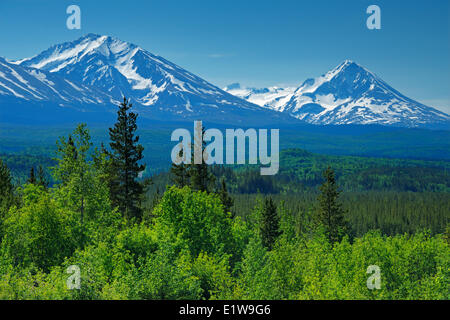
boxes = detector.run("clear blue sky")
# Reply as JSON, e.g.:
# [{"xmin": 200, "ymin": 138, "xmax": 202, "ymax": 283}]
[{"xmin": 0, "ymin": 0, "xmax": 449, "ymax": 112}]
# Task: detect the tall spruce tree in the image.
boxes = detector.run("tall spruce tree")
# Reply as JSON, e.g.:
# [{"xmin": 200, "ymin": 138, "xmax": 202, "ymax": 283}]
[
  {"xmin": 108, "ymin": 97, "xmax": 145, "ymax": 220},
  {"xmin": 27, "ymin": 167, "xmax": 36, "ymax": 184},
  {"xmin": 170, "ymin": 149, "xmax": 190, "ymax": 188},
  {"xmin": 0, "ymin": 159, "xmax": 14, "ymax": 217},
  {"xmin": 218, "ymin": 178, "xmax": 234, "ymax": 216},
  {"xmin": 54, "ymin": 135, "xmax": 78, "ymax": 186},
  {"xmin": 37, "ymin": 165, "xmax": 48, "ymax": 190},
  {"xmin": 315, "ymin": 166, "xmax": 348, "ymax": 244},
  {"xmin": 260, "ymin": 197, "xmax": 281, "ymax": 250}
]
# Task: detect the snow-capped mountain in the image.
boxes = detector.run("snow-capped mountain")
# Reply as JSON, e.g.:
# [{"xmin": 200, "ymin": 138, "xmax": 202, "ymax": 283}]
[
  {"xmin": 225, "ymin": 61, "xmax": 450, "ymax": 128},
  {"xmin": 284, "ymin": 60, "xmax": 449, "ymax": 127},
  {"xmin": 223, "ymin": 83, "xmax": 296, "ymax": 111},
  {"xmin": 0, "ymin": 56, "xmax": 110, "ymax": 105},
  {"xmin": 5, "ymin": 33, "xmax": 290, "ymax": 125}
]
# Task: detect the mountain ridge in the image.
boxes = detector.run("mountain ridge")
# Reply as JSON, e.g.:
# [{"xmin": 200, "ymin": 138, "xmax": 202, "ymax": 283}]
[
  {"xmin": 0, "ymin": 34, "xmax": 448, "ymax": 128},
  {"xmin": 224, "ymin": 60, "xmax": 450, "ymax": 128},
  {"xmin": 1, "ymin": 34, "xmax": 294, "ymax": 125}
]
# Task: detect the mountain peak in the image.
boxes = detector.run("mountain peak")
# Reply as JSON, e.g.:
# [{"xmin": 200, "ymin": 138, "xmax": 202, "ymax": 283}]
[
  {"xmin": 284, "ymin": 61, "xmax": 450, "ymax": 126},
  {"xmin": 226, "ymin": 61, "xmax": 449, "ymax": 128},
  {"xmin": 18, "ymin": 34, "xmax": 141, "ymax": 73},
  {"xmin": 77, "ymin": 34, "xmax": 135, "ymax": 49},
  {"xmin": 327, "ymin": 60, "xmax": 367, "ymax": 78},
  {"xmin": 340, "ymin": 59, "xmax": 357, "ymax": 66}
]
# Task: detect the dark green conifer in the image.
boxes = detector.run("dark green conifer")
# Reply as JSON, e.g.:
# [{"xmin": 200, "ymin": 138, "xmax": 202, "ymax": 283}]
[
  {"xmin": 260, "ymin": 197, "xmax": 281, "ymax": 250},
  {"xmin": 37, "ymin": 165, "xmax": 48, "ymax": 189},
  {"xmin": 189, "ymin": 125, "xmax": 214, "ymax": 192},
  {"xmin": 315, "ymin": 166, "xmax": 349, "ymax": 244},
  {"xmin": 218, "ymin": 178, "xmax": 234, "ymax": 216},
  {"xmin": 0, "ymin": 159, "xmax": 14, "ymax": 217},
  {"xmin": 108, "ymin": 97, "xmax": 146, "ymax": 220},
  {"xmin": 27, "ymin": 167, "xmax": 36, "ymax": 184},
  {"xmin": 171, "ymin": 149, "xmax": 190, "ymax": 188}
]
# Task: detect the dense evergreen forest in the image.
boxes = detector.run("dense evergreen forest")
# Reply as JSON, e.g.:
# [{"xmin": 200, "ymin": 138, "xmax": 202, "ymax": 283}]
[{"xmin": 0, "ymin": 99, "xmax": 448, "ymax": 300}]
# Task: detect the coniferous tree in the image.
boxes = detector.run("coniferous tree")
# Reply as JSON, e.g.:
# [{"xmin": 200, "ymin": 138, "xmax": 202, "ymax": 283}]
[
  {"xmin": 315, "ymin": 166, "xmax": 349, "ymax": 244},
  {"xmin": 108, "ymin": 97, "xmax": 145, "ymax": 220},
  {"xmin": 218, "ymin": 178, "xmax": 234, "ymax": 216},
  {"xmin": 189, "ymin": 126, "xmax": 214, "ymax": 192},
  {"xmin": 260, "ymin": 197, "xmax": 281, "ymax": 250},
  {"xmin": 54, "ymin": 135, "xmax": 78, "ymax": 186},
  {"xmin": 37, "ymin": 165, "xmax": 48, "ymax": 190},
  {"xmin": 27, "ymin": 167, "xmax": 36, "ymax": 184},
  {"xmin": 171, "ymin": 149, "xmax": 190, "ymax": 188},
  {"xmin": 190, "ymin": 160, "xmax": 213, "ymax": 192},
  {"xmin": 0, "ymin": 159, "xmax": 14, "ymax": 217}
]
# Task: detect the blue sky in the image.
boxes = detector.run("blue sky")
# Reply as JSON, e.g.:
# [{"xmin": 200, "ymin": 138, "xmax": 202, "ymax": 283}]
[{"xmin": 0, "ymin": 0, "xmax": 449, "ymax": 113}]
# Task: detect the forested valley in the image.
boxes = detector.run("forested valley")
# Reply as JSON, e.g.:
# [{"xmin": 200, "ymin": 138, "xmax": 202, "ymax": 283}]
[{"xmin": 0, "ymin": 99, "xmax": 448, "ymax": 300}]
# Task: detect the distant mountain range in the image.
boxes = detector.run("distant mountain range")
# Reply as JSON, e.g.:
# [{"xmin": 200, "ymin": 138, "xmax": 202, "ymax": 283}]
[{"xmin": 0, "ymin": 34, "xmax": 448, "ymax": 128}]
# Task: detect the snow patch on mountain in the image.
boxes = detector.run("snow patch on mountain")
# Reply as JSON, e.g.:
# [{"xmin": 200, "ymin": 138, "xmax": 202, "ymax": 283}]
[{"xmin": 223, "ymin": 83, "xmax": 297, "ymax": 111}]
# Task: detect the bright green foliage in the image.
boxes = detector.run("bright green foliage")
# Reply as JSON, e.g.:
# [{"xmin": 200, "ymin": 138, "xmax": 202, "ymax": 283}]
[
  {"xmin": 234, "ymin": 230, "xmax": 449, "ymax": 300},
  {"xmin": 129, "ymin": 249, "xmax": 202, "ymax": 299},
  {"xmin": 295, "ymin": 231, "xmax": 449, "ymax": 300},
  {"xmin": 191, "ymin": 252, "xmax": 234, "ymax": 299},
  {"xmin": 235, "ymin": 237, "xmax": 271, "ymax": 299},
  {"xmin": 1, "ymin": 184, "xmax": 75, "ymax": 272},
  {"xmin": 52, "ymin": 124, "xmax": 113, "ymax": 246},
  {"xmin": 0, "ymin": 263, "xmax": 72, "ymax": 300},
  {"xmin": 153, "ymin": 186, "xmax": 234, "ymax": 258}
]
